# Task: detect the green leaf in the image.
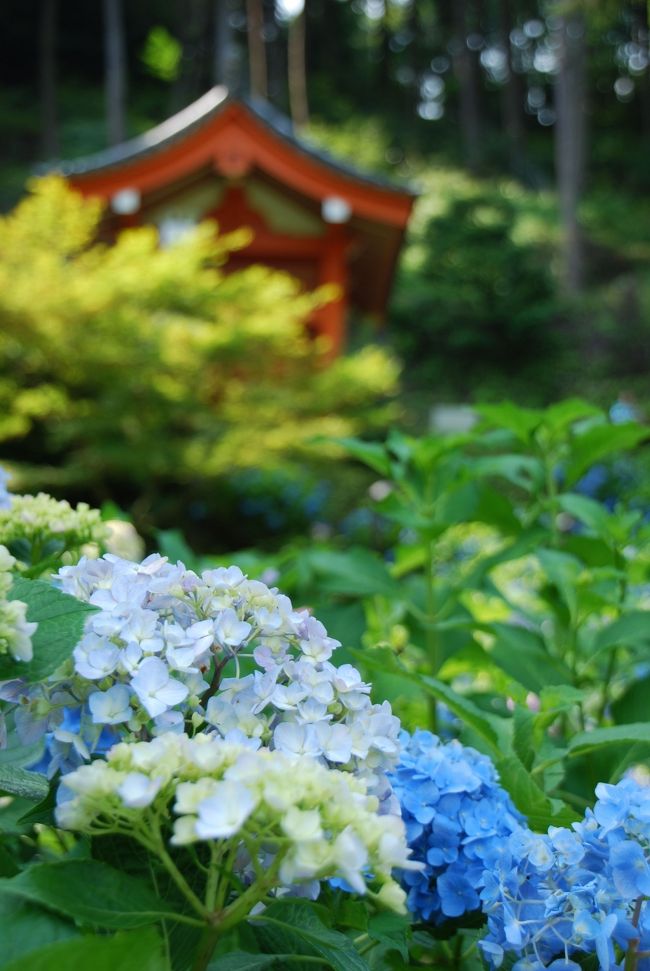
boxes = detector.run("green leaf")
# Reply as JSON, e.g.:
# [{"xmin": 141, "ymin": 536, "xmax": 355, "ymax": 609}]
[
  {"xmin": 593, "ymin": 611, "xmax": 650, "ymax": 656},
  {"xmin": 305, "ymin": 548, "xmax": 399, "ymax": 599},
  {"xmin": 495, "ymin": 755, "xmax": 578, "ymax": 831},
  {"xmin": 367, "ymin": 911, "xmax": 410, "ymax": 960},
  {"xmin": 568, "ymin": 723, "xmax": 650, "ymax": 757},
  {"xmin": 471, "ymin": 455, "xmax": 544, "ymax": 493},
  {"xmin": 542, "ymin": 399, "xmax": 603, "ymax": 433},
  {"xmin": 329, "ymin": 438, "xmax": 391, "ymax": 477},
  {"xmin": 611, "ymin": 675, "xmax": 650, "ymax": 724},
  {"xmin": 565, "ymin": 423, "xmax": 647, "ymax": 487},
  {"xmin": 419, "ymin": 677, "xmax": 500, "ymax": 757},
  {"xmin": 0, "ymin": 860, "xmax": 177, "ymax": 928},
  {"xmin": 0, "ymin": 765, "xmax": 48, "ymax": 802},
  {"xmin": 0, "ymin": 731, "xmax": 45, "ymax": 769},
  {"xmin": 485, "ymin": 623, "xmax": 572, "ymax": 693},
  {"xmin": 208, "ymin": 955, "xmax": 313, "ymax": 971},
  {"xmin": 2, "ymin": 928, "xmax": 167, "ymax": 971},
  {"xmin": 0, "ymin": 895, "xmax": 78, "ymax": 967},
  {"xmin": 253, "ymin": 899, "xmax": 371, "ymax": 971},
  {"xmin": 3, "ymin": 578, "xmax": 95, "ymax": 682},
  {"xmin": 476, "ymin": 402, "xmax": 543, "ymax": 443},
  {"xmin": 557, "ymin": 493, "xmax": 612, "ymax": 538},
  {"xmin": 536, "ymin": 549, "xmax": 582, "ymax": 622}
]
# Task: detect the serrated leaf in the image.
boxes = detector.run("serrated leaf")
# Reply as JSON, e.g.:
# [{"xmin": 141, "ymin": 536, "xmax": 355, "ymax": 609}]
[
  {"xmin": 305, "ymin": 548, "xmax": 399, "ymax": 599},
  {"xmin": 568, "ymin": 723, "xmax": 650, "ymax": 757},
  {"xmin": 2, "ymin": 928, "xmax": 166, "ymax": 971},
  {"xmin": 3, "ymin": 578, "xmax": 95, "ymax": 682},
  {"xmin": 611, "ymin": 675, "xmax": 650, "ymax": 724},
  {"xmin": 419, "ymin": 677, "xmax": 501, "ymax": 757},
  {"xmin": 557, "ymin": 493, "xmax": 612, "ymax": 537},
  {"xmin": 0, "ymin": 895, "xmax": 79, "ymax": 966},
  {"xmin": 486, "ymin": 623, "xmax": 572, "ymax": 693},
  {"xmin": 253, "ymin": 899, "xmax": 371, "ymax": 971},
  {"xmin": 471, "ymin": 455, "xmax": 544, "ymax": 493},
  {"xmin": 0, "ymin": 765, "xmax": 48, "ymax": 801},
  {"xmin": 329, "ymin": 438, "xmax": 391, "ymax": 477},
  {"xmin": 0, "ymin": 860, "xmax": 177, "ymax": 929},
  {"xmin": 593, "ymin": 611, "xmax": 650, "ymax": 656},
  {"xmin": 565, "ymin": 423, "xmax": 647, "ymax": 486},
  {"xmin": 367, "ymin": 911, "xmax": 410, "ymax": 960},
  {"xmin": 208, "ymin": 955, "xmax": 309, "ymax": 970},
  {"xmin": 495, "ymin": 755, "xmax": 577, "ymax": 831}
]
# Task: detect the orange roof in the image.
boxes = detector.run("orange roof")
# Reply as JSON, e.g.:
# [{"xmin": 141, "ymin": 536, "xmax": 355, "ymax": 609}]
[{"xmin": 60, "ymin": 88, "xmax": 416, "ymax": 321}]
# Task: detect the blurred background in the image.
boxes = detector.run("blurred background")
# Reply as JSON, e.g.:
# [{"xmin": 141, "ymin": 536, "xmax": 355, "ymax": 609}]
[{"xmin": 0, "ymin": 0, "xmax": 649, "ymax": 553}]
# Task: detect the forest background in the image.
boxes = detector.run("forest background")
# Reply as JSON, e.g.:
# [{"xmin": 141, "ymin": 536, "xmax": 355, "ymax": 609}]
[{"xmin": 1, "ymin": 0, "xmax": 650, "ymax": 550}]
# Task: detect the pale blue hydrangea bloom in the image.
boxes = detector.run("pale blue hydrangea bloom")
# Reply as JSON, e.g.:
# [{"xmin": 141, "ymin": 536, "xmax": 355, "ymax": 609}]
[{"xmin": 6, "ymin": 553, "xmax": 400, "ymax": 798}]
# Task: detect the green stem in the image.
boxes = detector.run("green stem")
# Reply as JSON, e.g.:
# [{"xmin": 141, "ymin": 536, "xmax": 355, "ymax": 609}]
[
  {"xmin": 191, "ymin": 923, "xmax": 221, "ymax": 971},
  {"xmin": 151, "ymin": 834, "xmax": 209, "ymax": 919},
  {"xmin": 424, "ymin": 537, "xmax": 439, "ymax": 732}
]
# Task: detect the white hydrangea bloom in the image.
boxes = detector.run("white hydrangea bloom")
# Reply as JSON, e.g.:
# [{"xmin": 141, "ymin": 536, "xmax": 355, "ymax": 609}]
[
  {"xmin": 56, "ymin": 734, "xmax": 419, "ymax": 911},
  {"xmin": 0, "ymin": 545, "xmax": 37, "ymax": 663}
]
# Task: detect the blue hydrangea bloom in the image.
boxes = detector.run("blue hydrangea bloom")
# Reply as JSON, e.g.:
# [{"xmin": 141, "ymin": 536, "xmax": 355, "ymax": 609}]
[
  {"xmin": 389, "ymin": 730, "xmax": 524, "ymax": 923},
  {"xmin": 479, "ymin": 776, "xmax": 650, "ymax": 970}
]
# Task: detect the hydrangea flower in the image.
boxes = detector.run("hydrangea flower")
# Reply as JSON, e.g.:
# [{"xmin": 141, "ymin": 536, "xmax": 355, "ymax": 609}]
[
  {"xmin": 3, "ymin": 553, "xmax": 401, "ymax": 798},
  {"xmin": 0, "ymin": 545, "xmax": 37, "ymax": 662},
  {"xmin": 389, "ymin": 729, "xmax": 524, "ymax": 923},
  {"xmin": 56, "ymin": 732, "xmax": 420, "ymax": 911},
  {"xmin": 0, "ymin": 492, "xmax": 107, "ymax": 560},
  {"xmin": 479, "ymin": 776, "xmax": 650, "ymax": 970}
]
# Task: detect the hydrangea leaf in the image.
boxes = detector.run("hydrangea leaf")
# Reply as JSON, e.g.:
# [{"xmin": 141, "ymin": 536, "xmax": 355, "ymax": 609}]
[
  {"xmin": 419, "ymin": 677, "xmax": 501, "ymax": 758},
  {"xmin": 564, "ymin": 422, "xmax": 647, "ymax": 486},
  {"xmin": 4, "ymin": 578, "xmax": 96, "ymax": 682},
  {"xmin": 0, "ymin": 895, "xmax": 79, "ymax": 965},
  {"xmin": 304, "ymin": 548, "xmax": 399, "ymax": 598},
  {"xmin": 252, "ymin": 899, "xmax": 371, "ymax": 971},
  {"xmin": 495, "ymin": 755, "xmax": 578, "ymax": 831},
  {"xmin": 0, "ymin": 860, "xmax": 178, "ymax": 929},
  {"xmin": 1, "ymin": 927, "xmax": 166, "ymax": 971},
  {"xmin": 485, "ymin": 622, "xmax": 573, "ymax": 693},
  {"xmin": 208, "ymin": 955, "xmax": 317, "ymax": 970},
  {"xmin": 592, "ymin": 611, "xmax": 650, "ymax": 657},
  {"xmin": 568, "ymin": 723, "xmax": 650, "ymax": 758},
  {"xmin": 0, "ymin": 765, "xmax": 49, "ymax": 802}
]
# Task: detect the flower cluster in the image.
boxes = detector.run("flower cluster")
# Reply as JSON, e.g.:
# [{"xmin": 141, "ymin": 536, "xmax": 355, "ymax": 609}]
[
  {"xmin": 479, "ymin": 776, "xmax": 650, "ymax": 971},
  {"xmin": 0, "ymin": 491, "xmax": 107, "ymax": 563},
  {"xmin": 56, "ymin": 731, "xmax": 418, "ymax": 912},
  {"xmin": 390, "ymin": 730, "xmax": 524, "ymax": 923},
  {"xmin": 13, "ymin": 552, "xmax": 401, "ymax": 793},
  {"xmin": 0, "ymin": 545, "xmax": 36, "ymax": 662}
]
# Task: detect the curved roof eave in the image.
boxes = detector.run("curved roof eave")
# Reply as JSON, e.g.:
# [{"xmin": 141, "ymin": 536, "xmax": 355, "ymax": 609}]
[{"xmin": 47, "ymin": 87, "xmax": 418, "ymax": 200}]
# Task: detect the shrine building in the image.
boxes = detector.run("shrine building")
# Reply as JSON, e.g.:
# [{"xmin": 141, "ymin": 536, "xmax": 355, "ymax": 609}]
[{"xmin": 57, "ymin": 87, "xmax": 416, "ymax": 356}]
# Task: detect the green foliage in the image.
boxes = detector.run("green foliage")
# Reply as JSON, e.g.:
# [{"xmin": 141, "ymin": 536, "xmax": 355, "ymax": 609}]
[
  {"xmin": 2, "ymin": 579, "xmax": 95, "ymax": 682},
  {"xmin": 0, "ymin": 178, "xmax": 399, "ymax": 546},
  {"xmin": 254, "ymin": 399, "xmax": 650, "ymax": 826},
  {"xmin": 391, "ymin": 180, "xmax": 559, "ymax": 399},
  {"xmin": 140, "ymin": 27, "xmax": 182, "ymax": 83}
]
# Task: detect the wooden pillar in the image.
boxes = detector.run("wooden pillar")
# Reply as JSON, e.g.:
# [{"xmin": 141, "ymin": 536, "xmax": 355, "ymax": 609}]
[{"xmin": 315, "ymin": 225, "xmax": 349, "ymax": 357}]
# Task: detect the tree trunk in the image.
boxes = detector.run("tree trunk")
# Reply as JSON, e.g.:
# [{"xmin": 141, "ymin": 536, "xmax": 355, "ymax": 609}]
[
  {"xmin": 246, "ymin": 0, "xmax": 267, "ymax": 99},
  {"xmin": 499, "ymin": 0, "xmax": 525, "ymax": 176},
  {"xmin": 103, "ymin": 0, "xmax": 127, "ymax": 146},
  {"xmin": 451, "ymin": 0, "xmax": 483, "ymax": 173},
  {"xmin": 554, "ymin": 13, "xmax": 587, "ymax": 294},
  {"xmin": 288, "ymin": 6, "xmax": 309, "ymax": 127},
  {"xmin": 39, "ymin": 0, "xmax": 59, "ymax": 159}
]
